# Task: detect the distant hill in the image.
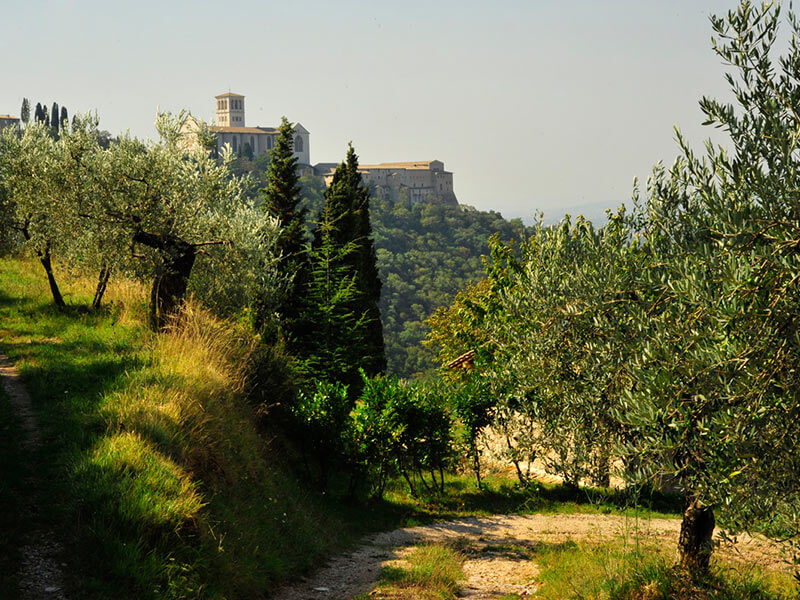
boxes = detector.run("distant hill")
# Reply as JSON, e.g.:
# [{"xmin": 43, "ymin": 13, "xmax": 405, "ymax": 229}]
[{"xmin": 299, "ymin": 174, "xmax": 530, "ymax": 377}]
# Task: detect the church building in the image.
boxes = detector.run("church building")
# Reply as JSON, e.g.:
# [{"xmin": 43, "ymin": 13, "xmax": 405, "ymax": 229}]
[{"xmin": 207, "ymin": 93, "xmax": 310, "ymax": 165}]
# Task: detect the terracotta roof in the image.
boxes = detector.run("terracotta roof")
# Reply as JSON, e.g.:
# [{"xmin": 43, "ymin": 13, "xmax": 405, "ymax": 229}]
[
  {"xmin": 209, "ymin": 126, "xmax": 278, "ymax": 134},
  {"xmin": 0, "ymin": 115, "xmax": 20, "ymax": 120},
  {"xmin": 360, "ymin": 161, "xmax": 439, "ymax": 170},
  {"xmin": 215, "ymin": 92, "xmax": 244, "ymax": 98}
]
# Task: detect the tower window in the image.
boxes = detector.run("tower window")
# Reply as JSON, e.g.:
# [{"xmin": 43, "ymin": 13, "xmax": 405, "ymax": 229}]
[{"xmin": 295, "ymin": 135, "xmax": 304, "ymax": 152}]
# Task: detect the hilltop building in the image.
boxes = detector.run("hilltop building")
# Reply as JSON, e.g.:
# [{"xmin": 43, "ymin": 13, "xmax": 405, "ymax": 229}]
[
  {"xmin": 204, "ymin": 92, "xmax": 310, "ymax": 165},
  {"xmin": 180, "ymin": 92, "xmax": 457, "ymax": 206},
  {"xmin": 317, "ymin": 160, "xmax": 457, "ymax": 206},
  {"xmin": 0, "ymin": 115, "xmax": 20, "ymax": 132}
]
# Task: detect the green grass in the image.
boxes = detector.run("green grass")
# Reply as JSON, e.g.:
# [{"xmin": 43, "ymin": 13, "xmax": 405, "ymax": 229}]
[
  {"xmin": 377, "ymin": 470, "xmax": 681, "ymax": 522},
  {"xmin": 0, "ymin": 258, "xmax": 361, "ymax": 598},
  {"xmin": 532, "ymin": 540, "xmax": 795, "ymax": 600},
  {"xmin": 0, "ymin": 381, "xmax": 26, "ymax": 598},
  {"xmin": 356, "ymin": 543, "xmax": 465, "ymax": 600}
]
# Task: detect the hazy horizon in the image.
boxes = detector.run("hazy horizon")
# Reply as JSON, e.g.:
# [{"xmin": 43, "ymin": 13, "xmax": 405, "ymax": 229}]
[{"xmin": 3, "ymin": 1, "xmax": 761, "ymax": 224}]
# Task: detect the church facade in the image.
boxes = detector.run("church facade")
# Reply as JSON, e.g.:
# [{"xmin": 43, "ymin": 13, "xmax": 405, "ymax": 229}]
[{"xmin": 205, "ymin": 92, "xmax": 311, "ymax": 165}]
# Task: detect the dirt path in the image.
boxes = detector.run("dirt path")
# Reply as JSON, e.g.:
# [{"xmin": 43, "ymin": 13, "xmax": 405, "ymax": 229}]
[
  {"xmin": 0, "ymin": 353, "xmax": 67, "ymax": 599},
  {"xmin": 270, "ymin": 513, "xmax": 790, "ymax": 600}
]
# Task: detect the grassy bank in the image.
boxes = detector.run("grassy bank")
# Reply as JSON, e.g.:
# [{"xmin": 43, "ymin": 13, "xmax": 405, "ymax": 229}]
[{"xmin": 0, "ymin": 258, "xmax": 362, "ymax": 598}]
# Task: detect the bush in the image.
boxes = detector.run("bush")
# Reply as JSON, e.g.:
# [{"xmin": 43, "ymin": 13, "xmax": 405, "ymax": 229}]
[
  {"xmin": 352, "ymin": 375, "xmax": 455, "ymax": 499},
  {"xmin": 291, "ymin": 380, "xmax": 352, "ymax": 491}
]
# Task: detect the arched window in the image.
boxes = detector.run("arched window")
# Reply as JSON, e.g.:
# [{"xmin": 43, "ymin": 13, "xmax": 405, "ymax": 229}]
[
  {"xmin": 295, "ymin": 135, "xmax": 304, "ymax": 152},
  {"xmin": 268, "ymin": 136, "xmax": 273, "ymax": 149},
  {"xmin": 232, "ymin": 136, "xmax": 238, "ymax": 152},
  {"xmin": 250, "ymin": 135, "xmax": 255, "ymax": 150}
]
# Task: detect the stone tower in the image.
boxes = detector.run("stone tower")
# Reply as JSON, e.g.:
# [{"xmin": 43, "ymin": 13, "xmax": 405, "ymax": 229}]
[{"xmin": 215, "ymin": 92, "xmax": 245, "ymax": 127}]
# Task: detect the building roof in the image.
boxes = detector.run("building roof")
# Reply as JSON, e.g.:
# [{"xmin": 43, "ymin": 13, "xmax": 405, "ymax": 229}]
[
  {"xmin": 215, "ymin": 92, "xmax": 245, "ymax": 98},
  {"xmin": 209, "ymin": 124, "xmax": 310, "ymax": 135},
  {"xmin": 209, "ymin": 126, "xmax": 278, "ymax": 134},
  {"xmin": 360, "ymin": 161, "xmax": 439, "ymax": 170},
  {"xmin": 445, "ymin": 350, "xmax": 477, "ymax": 370},
  {"xmin": 0, "ymin": 115, "xmax": 20, "ymax": 120}
]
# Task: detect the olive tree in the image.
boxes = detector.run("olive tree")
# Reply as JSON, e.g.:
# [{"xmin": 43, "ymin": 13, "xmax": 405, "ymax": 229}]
[
  {"xmin": 619, "ymin": 1, "xmax": 800, "ymax": 576},
  {"xmin": 76, "ymin": 111, "xmax": 282, "ymax": 327},
  {"xmin": 1, "ymin": 111, "xmax": 283, "ymax": 323},
  {"xmin": 0, "ymin": 121, "xmax": 72, "ymax": 306}
]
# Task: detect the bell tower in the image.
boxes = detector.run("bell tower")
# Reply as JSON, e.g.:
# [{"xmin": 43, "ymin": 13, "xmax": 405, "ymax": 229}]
[{"xmin": 215, "ymin": 92, "xmax": 245, "ymax": 127}]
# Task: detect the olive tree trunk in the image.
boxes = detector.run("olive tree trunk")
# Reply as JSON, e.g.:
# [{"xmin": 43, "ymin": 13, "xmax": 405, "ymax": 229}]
[
  {"xmin": 39, "ymin": 245, "xmax": 66, "ymax": 308},
  {"xmin": 91, "ymin": 263, "xmax": 111, "ymax": 310},
  {"xmin": 19, "ymin": 224, "xmax": 65, "ymax": 308},
  {"xmin": 133, "ymin": 231, "xmax": 197, "ymax": 331},
  {"xmin": 678, "ymin": 496, "xmax": 715, "ymax": 577}
]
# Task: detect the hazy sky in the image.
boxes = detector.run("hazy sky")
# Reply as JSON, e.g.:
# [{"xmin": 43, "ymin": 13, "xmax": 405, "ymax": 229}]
[{"xmin": 2, "ymin": 0, "xmax": 756, "ymax": 222}]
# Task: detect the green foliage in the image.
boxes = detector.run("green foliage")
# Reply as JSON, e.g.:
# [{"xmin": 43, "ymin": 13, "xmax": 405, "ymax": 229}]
[
  {"xmin": 258, "ymin": 116, "xmax": 308, "ymax": 335},
  {"xmin": 352, "ymin": 374, "xmax": 455, "ymax": 498},
  {"xmin": 0, "ymin": 111, "xmax": 283, "ymax": 325},
  {"xmin": 20, "ymin": 98, "xmax": 29, "ymax": 124},
  {"xmin": 291, "ymin": 380, "xmax": 352, "ymax": 489},
  {"xmin": 425, "ymin": 0, "xmax": 800, "ymax": 579},
  {"xmin": 371, "ymin": 198, "xmax": 529, "ymax": 377},
  {"xmin": 317, "ymin": 144, "xmax": 385, "ymax": 377},
  {"xmin": 297, "ymin": 228, "xmax": 369, "ymax": 390},
  {"xmin": 0, "ymin": 258, "xmax": 353, "ymax": 598}
]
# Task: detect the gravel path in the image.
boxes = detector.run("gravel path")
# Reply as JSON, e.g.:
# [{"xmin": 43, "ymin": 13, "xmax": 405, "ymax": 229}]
[
  {"xmin": 0, "ymin": 353, "xmax": 67, "ymax": 599},
  {"xmin": 270, "ymin": 513, "xmax": 790, "ymax": 600}
]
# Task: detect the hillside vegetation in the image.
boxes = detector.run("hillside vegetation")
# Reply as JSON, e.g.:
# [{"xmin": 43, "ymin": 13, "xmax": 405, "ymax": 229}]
[
  {"xmin": 0, "ymin": 258, "xmax": 350, "ymax": 598},
  {"xmin": 293, "ymin": 173, "xmax": 531, "ymax": 376}
]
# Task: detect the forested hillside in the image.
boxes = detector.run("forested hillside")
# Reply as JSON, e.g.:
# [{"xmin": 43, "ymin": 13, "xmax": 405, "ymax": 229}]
[
  {"xmin": 292, "ymin": 173, "xmax": 531, "ymax": 376},
  {"xmin": 369, "ymin": 197, "xmax": 529, "ymax": 376}
]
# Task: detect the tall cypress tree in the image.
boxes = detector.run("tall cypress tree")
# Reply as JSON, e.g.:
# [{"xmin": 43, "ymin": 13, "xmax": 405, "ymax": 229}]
[
  {"xmin": 20, "ymin": 98, "xmax": 30, "ymax": 124},
  {"xmin": 300, "ymin": 217, "xmax": 367, "ymax": 389},
  {"xmin": 60, "ymin": 106, "xmax": 68, "ymax": 131},
  {"xmin": 306, "ymin": 143, "xmax": 386, "ymax": 383},
  {"xmin": 50, "ymin": 102, "xmax": 59, "ymax": 136},
  {"xmin": 259, "ymin": 116, "xmax": 308, "ymax": 338},
  {"xmin": 343, "ymin": 144, "xmax": 385, "ymax": 376},
  {"xmin": 34, "ymin": 102, "xmax": 44, "ymax": 124}
]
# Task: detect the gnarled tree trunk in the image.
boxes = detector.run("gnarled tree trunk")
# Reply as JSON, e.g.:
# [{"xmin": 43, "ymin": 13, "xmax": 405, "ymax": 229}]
[
  {"xmin": 133, "ymin": 231, "xmax": 197, "ymax": 331},
  {"xmin": 678, "ymin": 496, "xmax": 715, "ymax": 577}
]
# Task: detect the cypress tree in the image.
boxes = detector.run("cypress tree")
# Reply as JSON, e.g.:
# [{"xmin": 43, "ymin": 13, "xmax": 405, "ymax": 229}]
[
  {"xmin": 50, "ymin": 102, "xmax": 59, "ymax": 135},
  {"xmin": 343, "ymin": 144, "xmax": 385, "ymax": 376},
  {"xmin": 34, "ymin": 102, "xmax": 44, "ymax": 124},
  {"xmin": 300, "ymin": 218, "xmax": 367, "ymax": 389},
  {"xmin": 259, "ymin": 117, "xmax": 308, "ymax": 338},
  {"xmin": 306, "ymin": 143, "xmax": 385, "ymax": 385},
  {"xmin": 20, "ymin": 98, "xmax": 30, "ymax": 124},
  {"xmin": 60, "ymin": 106, "xmax": 68, "ymax": 131}
]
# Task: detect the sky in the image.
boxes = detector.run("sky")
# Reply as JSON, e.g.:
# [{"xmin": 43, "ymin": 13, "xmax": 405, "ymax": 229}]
[{"xmin": 1, "ymin": 0, "xmax": 761, "ymax": 223}]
